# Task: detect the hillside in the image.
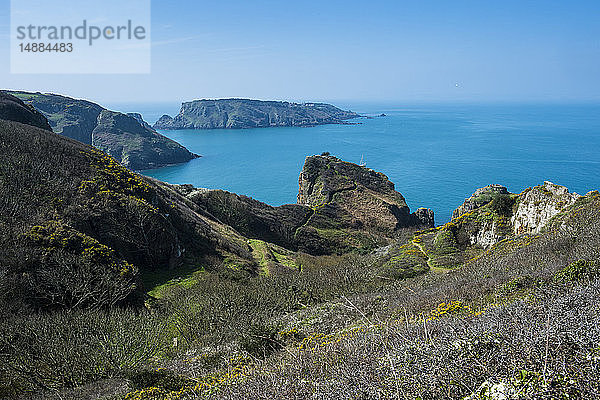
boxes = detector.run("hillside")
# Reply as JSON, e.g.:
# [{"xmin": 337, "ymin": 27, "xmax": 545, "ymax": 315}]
[
  {"xmin": 153, "ymin": 99, "xmax": 361, "ymax": 130},
  {"xmin": 0, "ymin": 115, "xmax": 258, "ymax": 314},
  {"xmin": 6, "ymin": 91, "xmax": 198, "ymax": 170},
  {"xmin": 1, "ymin": 103, "xmax": 599, "ymax": 399},
  {"xmin": 179, "ymin": 154, "xmax": 433, "ymax": 256},
  {"xmin": 0, "ymin": 92, "xmax": 51, "ymax": 131}
]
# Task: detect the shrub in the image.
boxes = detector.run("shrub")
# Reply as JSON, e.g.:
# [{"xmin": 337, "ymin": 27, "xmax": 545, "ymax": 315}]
[
  {"xmin": 0, "ymin": 309, "xmax": 168, "ymax": 393},
  {"xmin": 491, "ymin": 194, "xmax": 515, "ymax": 217}
]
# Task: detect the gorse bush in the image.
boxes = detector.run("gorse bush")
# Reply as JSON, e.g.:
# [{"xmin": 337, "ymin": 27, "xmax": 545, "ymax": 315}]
[
  {"xmin": 211, "ymin": 279, "xmax": 600, "ymax": 399},
  {"xmin": 160, "ymin": 253, "xmax": 382, "ymax": 348}
]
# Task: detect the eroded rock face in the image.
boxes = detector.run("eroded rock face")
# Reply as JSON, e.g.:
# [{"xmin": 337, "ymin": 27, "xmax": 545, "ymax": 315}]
[
  {"xmin": 512, "ymin": 181, "xmax": 581, "ymax": 235},
  {"xmin": 92, "ymin": 110, "xmax": 198, "ymax": 170},
  {"xmin": 452, "ymin": 184, "xmax": 509, "ymax": 220},
  {"xmin": 298, "ymin": 155, "xmax": 434, "ymax": 234},
  {"xmin": 448, "ymin": 181, "xmax": 581, "ymax": 251},
  {"xmin": 182, "ymin": 154, "xmax": 434, "ymax": 255}
]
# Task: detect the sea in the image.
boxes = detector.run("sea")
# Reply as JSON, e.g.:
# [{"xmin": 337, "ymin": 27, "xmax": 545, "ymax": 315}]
[{"xmin": 105, "ymin": 101, "xmax": 600, "ymax": 224}]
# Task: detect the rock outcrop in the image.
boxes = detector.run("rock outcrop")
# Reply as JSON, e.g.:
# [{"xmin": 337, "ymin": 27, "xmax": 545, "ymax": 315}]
[
  {"xmin": 444, "ymin": 182, "xmax": 581, "ymax": 252},
  {"xmin": 153, "ymin": 99, "xmax": 361, "ymax": 130},
  {"xmin": 7, "ymin": 91, "xmax": 197, "ymax": 170},
  {"xmin": 180, "ymin": 154, "xmax": 433, "ymax": 255},
  {"xmin": 92, "ymin": 110, "xmax": 199, "ymax": 170},
  {"xmin": 0, "ymin": 91, "xmax": 52, "ymax": 131},
  {"xmin": 297, "ymin": 154, "xmax": 434, "ymax": 233},
  {"xmin": 452, "ymin": 184, "xmax": 509, "ymax": 220},
  {"xmin": 512, "ymin": 182, "xmax": 581, "ymax": 235},
  {"xmin": 412, "ymin": 181, "xmax": 587, "ymax": 270}
]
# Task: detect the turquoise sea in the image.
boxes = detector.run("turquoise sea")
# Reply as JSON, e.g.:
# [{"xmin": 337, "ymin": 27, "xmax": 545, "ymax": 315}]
[{"xmin": 107, "ymin": 102, "xmax": 600, "ymax": 224}]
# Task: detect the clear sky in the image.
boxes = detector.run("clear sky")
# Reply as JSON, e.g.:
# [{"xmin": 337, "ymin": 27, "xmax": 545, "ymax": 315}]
[{"xmin": 1, "ymin": 0, "xmax": 599, "ymax": 104}]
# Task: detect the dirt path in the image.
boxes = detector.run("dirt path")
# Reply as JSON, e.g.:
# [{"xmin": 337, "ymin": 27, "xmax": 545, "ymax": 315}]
[{"xmin": 411, "ymin": 237, "xmax": 451, "ymax": 273}]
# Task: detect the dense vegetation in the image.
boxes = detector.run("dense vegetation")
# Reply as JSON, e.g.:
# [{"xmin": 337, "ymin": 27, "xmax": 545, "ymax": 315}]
[
  {"xmin": 2, "ymin": 189, "xmax": 599, "ymax": 399},
  {"xmin": 1, "ymin": 109, "xmax": 599, "ymax": 399}
]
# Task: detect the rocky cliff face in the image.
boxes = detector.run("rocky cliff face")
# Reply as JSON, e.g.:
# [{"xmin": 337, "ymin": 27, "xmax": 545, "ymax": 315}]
[
  {"xmin": 8, "ymin": 91, "xmax": 197, "ymax": 170},
  {"xmin": 446, "ymin": 182, "xmax": 581, "ymax": 251},
  {"xmin": 410, "ymin": 181, "xmax": 587, "ymax": 270},
  {"xmin": 512, "ymin": 182, "xmax": 581, "ymax": 235},
  {"xmin": 153, "ymin": 99, "xmax": 361, "ymax": 130},
  {"xmin": 180, "ymin": 154, "xmax": 433, "ymax": 255},
  {"xmin": 92, "ymin": 110, "xmax": 199, "ymax": 170},
  {"xmin": 0, "ymin": 91, "xmax": 52, "ymax": 131},
  {"xmin": 297, "ymin": 154, "xmax": 434, "ymax": 233}
]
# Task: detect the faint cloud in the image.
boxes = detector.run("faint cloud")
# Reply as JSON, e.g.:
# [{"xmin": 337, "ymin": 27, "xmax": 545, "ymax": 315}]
[
  {"xmin": 205, "ymin": 45, "xmax": 268, "ymax": 62},
  {"xmin": 206, "ymin": 45, "xmax": 265, "ymax": 54},
  {"xmin": 152, "ymin": 36, "xmax": 206, "ymax": 47},
  {"xmin": 114, "ymin": 35, "xmax": 206, "ymax": 50}
]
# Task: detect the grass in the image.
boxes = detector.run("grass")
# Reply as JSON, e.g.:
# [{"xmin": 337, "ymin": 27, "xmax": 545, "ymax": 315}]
[{"xmin": 144, "ymin": 263, "xmax": 206, "ymax": 299}]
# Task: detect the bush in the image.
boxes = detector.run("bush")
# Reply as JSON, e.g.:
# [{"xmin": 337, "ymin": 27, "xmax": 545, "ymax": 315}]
[
  {"xmin": 553, "ymin": 260, "xmax": 598, "ymax": 283},
  {"xmin": 491, "ymin": 194, "xmax": 515, "ymax": 217},
  {"xmin": 0, "ymin": 309, "xmax": 168, "ymax": 393}
]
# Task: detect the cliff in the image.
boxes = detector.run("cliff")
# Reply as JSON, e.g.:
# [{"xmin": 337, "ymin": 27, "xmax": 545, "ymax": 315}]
[
  {"xmin": 153, "ymin": 99, "xmax": 361, "ymax": 130},
  {"xmin": 92, "ymin": 111, "xmax": 199, "ymax": 170},
  {"xmin": 7, "ymin": 91, "xmax": 198, "ymax": 170},
  {"xmin": 297, "ymin": 154, "xmax": 434, "ymax": 232},
  {"xmin": 452, "ymin": 184, "xmax": 510, "ymax": 220},
  {"xmin": 182, "ymin": 154, "xmax": 434, "ymax": 255},
  {"xmin": 410, "ymin": 181, "xmax": 585, "ymax": 269},
  {"xmin": 512, "ymin": 181, "xmax": 581, "ymax": 234}
]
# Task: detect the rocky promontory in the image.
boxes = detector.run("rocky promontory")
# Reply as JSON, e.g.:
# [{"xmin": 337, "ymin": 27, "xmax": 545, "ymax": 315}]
[
  {"xmin": 452, "ymin": 184, "xmax": 510, "ymax": 220},
  {"xmin": 297, "ymin": 154, "xmax": 434, "ymax": 232},
  {"xmin": 181, "ymin": 154, "xmax": 434, "ymax": 255},
  {"xmin": 92, "ymin": 111, "xmax": 199, "ymax": 170},
  {"xmin": 153, "ymin": 99, "xmax": 361, "ymax": 130},
  {"xmin": 7, "ymin": 91, "xmax": 198, "ymax": 170}
]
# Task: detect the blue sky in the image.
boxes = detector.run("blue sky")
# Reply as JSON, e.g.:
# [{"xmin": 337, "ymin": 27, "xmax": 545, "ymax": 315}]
[{"xmin": 1, "ymin": 0, "xmax": 599, "ymax": 103}]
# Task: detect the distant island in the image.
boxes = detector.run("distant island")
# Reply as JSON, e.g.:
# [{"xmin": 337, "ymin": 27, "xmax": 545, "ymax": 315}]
[{"xmin": 153, "ymin": 98, "xmax": 362, "ymax": 130}]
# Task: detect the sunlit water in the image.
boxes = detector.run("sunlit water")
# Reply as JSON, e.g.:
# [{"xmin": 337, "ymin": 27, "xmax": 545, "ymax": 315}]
[{"xmin": 108, "ymin": 102, "xmax": 600, "ymax": 224}]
